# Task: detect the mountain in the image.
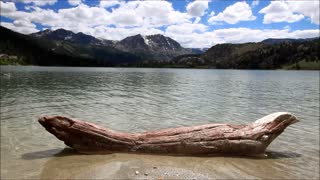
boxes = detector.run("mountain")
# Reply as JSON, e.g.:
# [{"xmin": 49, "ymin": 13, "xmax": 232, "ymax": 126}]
[
  {"xmin": 30, "ymin": 28, "xmax": 145, "ymax": 65},
  {"xmin": 2, "ymin": 27, "xmax": 192, "ymax": 66},
  {"xmin": 0, "ymin": 26, "xmax": 99, "ymax": 66},
  {"xmin": 203, "ymin": 38, "xmax": 319, "ymax": 69},
  {"xmin": 153, "ymin": 38, "xmax": 319, "ymax": 70},
  {"xmin": 0, "ymin": 26, "xmax": 141, "ymax": 66},
  {"xmin": 31, "ymin": 29, "xmax": 193, "ymax": 62},
  {"xmin": 3, "ymin": 26, "xmax": 317, "ymax": 69},
  {"xmin": 261, "ymin": 37, "xmax": 317, "ymax": 45},
  {"xmin": 114, "ymin": 34, "xmax": 192, "ymax": 61},
  {"xmin": 31, "ymin": 28, "xmax": 114, "ymax": 46}
]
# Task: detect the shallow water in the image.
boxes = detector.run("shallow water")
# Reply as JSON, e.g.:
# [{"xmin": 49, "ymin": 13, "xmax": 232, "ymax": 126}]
[{"xmin": 1, "ymin": 66, "xmax": 319, "ymax": 179}]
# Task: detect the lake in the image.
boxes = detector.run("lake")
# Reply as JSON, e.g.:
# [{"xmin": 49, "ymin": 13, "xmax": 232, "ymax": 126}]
[{"xmin": 1, "ymin": 66, "xmax": 319, "ymax": 179}]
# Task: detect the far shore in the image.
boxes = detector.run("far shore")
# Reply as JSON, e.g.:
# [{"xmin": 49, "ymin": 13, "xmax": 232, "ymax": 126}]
[{"xmin": 1, "ymin": 64, "xmax": 319, "ymax": 71}]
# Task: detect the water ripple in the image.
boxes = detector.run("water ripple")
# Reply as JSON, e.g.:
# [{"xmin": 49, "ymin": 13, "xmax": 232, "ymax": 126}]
[{"xmin": 1, "ymin": 66, "xmax": 319, "ymax": 179}]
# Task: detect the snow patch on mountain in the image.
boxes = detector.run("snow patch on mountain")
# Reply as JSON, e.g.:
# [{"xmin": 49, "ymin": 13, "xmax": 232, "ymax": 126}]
[
  {"xmin": 142, "ymin": 35, "xmax": 150, "ymax": 46},
  {"xmin": 64, "ymin": 35, "xmax": 72, "ymax": 40}
]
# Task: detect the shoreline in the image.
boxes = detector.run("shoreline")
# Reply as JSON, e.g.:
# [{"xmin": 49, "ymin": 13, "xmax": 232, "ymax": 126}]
[{"xmin": 1, "ymin": 65, "xmax": 319, "ymax": 71}]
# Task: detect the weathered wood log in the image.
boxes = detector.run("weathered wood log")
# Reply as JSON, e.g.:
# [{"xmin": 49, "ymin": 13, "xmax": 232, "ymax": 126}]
[{"xmin": 38, "ymin": 112, "xmax": 298, "ymax": 155}]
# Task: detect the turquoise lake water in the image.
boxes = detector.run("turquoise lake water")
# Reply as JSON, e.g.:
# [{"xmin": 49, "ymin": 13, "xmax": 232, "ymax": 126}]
[{"xmin": 1, "ymin": 66, "xmax": 319, "ymax": 179}]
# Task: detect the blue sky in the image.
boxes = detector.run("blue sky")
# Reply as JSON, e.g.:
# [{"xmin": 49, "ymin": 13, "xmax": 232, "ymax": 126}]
[{"xmin": 1, "ymin": 0, "xmax": 319, "ymax": 48}]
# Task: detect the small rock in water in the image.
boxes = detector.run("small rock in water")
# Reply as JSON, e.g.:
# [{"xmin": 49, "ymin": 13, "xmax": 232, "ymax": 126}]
[
  {"xmin": 264, "ymin": 153, "xmax": 268, "ymax": 157},
  {"xmin": 135, "ymin": 171, "xmax": 139, "ymax": 175},
  {"xmin": 144, "ymin": 173, "xmax": 149, "ymax": 176}
]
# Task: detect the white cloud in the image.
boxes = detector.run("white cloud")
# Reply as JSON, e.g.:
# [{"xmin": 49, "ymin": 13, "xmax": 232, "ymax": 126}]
[
  {"xmin": 287, "ymin": 1, "xmax": 319, "ymax": 25},
  {"xmin": 167, "ymin": 32, "xmax": 220, "ymax": 48},
  {"xmin": 13, "ymin": 19, "xmax": 35, "ymax": 28},
  {"xmin": 212, "ymin": 28, "xmax": 319, "ymax": 44},
  {"xmin": 92, "ymin": 26, "xmax": 164, "ymax": 40},
  {"xmin": 208, "ymin": 2, "xmax": 256, "ymax": 24},
  {"xmin": 259, "ymin": 1, "xmax": 305, "ymax": 24},
  {"xmin": 165, "ymin": 23, "xmax": 213, "ymax": 48},
  {"xmin": 0, "ymin": 1, "xmax": 17, "ymax": 14},
  {"xmin": 125, "ymin": 1, "xmax": 191, "ymax": 27},
  {"xmin": 99, "ymin": 0, "xmax": 120, "ymax": 8},
  {"xmin": 165, "ymin": 25, "xmax": 319, "ymax": 48},
  {"xmin": 1, "ymin": 1, "xmax": 191, "ymax": 32},
  {"xmin": 0, "ymin": 3, "xmax": 111, "ymax": 34},
  {"xmin": 290, "ymin": 29, "xmax": 319, "ymax": 38},
  {"xmin": 251, "ymin": 0, "xmax": 259, "ymax": 8},
  {"xmin": 67, "ymin": 0, "xmax": 83, "ymax": 6},
  {"xmin": 284, "ymin": 25, "xmax": 291, "ymax": 31},
  {"xmin": 1, "ymin": 20, "xmax": 38, "ymax": 34},
  {"xmin": 194, "ymin": 17, "xmax": 201, "ymax": 24},
  {"xmin": 259, "ymin": 0, "xmax": 319, "ymax": 25},
  {"xmin": 186, "ymin": 0, "xmax": 209, "ymax": 17},
  {"xmin": 110, "ymin": 10, "xmax": 143, "ymax": 27},
  {"xmin": 98, "ymin": 1, "xmax": 191, "ymax": 28},
  {"xmin": 13, "ymin": 0, "xmax": 58, "ymax": 6},
  {"xmin": 34, "ymin": 0, "xmax": 57, "ymax": 6},
  {"xmin": 166, "ymin": 23, "xmax": 208, "ymax": 35},
  {"xmin": 50, "ymin": 4, "xmax": 111, "ymax": 32}
]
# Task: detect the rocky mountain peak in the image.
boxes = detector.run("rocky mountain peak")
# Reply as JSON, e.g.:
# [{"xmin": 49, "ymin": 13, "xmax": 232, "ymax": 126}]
[
  {"xmin": 118, "ymin": 34, "xmax": 149, "ymax": 49},
  {"xmin": 31, "ymin": 29, "xmax": 52, "ymax": 37},
  {"xmin": 31, "ymin": 28, "xmax": 74, "ymax": 40},
  {"xmin": 31, "ymin": 28, "xmax": 111, "ymax": 46},
  {"xmin": 115, "ymin": 33, "xmax": 191, "ymax": 61},
  {"xmin": 145, "ymin": 34, "xmax": 181, "ymax": 49},
  {"xmin": 31, "ymin": 28, "xmax": 193, "ymax": 62}
]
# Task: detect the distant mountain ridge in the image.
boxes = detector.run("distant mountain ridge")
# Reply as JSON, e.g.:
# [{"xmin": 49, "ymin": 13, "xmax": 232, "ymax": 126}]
[
  {"xmin": 163, "ymin": 38, "xmax": 319, "ymax": 70},
  {"xmin": 1, "ymin": 25, "xmax": 318, "ymax": 69},
  {"xmin": 115, "ymin": 34, "xmax": 191, "ymax": 61},
  {"xmin": 0, "ymin": 26, "xmax": 99, "ymax": 66},
  {"xmin": 31, "ymin": 28, "xmax": 192, "ymax": 61},
  {"xmin": 261, "ymin": 37, "xmax": 317, "ymax": 45},
  {"xmin": 31, "ymin": 29, "xmax": 114, "ymax": 46},
  {"xmin": 2, "ymin": 26, "xmax": 141, "ymax": 66}
]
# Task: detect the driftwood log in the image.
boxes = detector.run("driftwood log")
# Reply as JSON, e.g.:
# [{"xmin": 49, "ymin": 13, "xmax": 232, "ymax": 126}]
[{"xmin": 38, "ymin": 112, "xmax": 298, "ymax": 155}]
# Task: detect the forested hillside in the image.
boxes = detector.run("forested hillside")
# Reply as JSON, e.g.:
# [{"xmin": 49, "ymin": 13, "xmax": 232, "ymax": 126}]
[{"xmin": 155, "ymin": 39, "xmax": 319, "ymax": 70}]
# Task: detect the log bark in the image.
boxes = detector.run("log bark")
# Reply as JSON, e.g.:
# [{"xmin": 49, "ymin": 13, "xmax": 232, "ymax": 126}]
[{"xmin": 38, "ymin": 112, "xmax": 298, "ymax": 155}]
